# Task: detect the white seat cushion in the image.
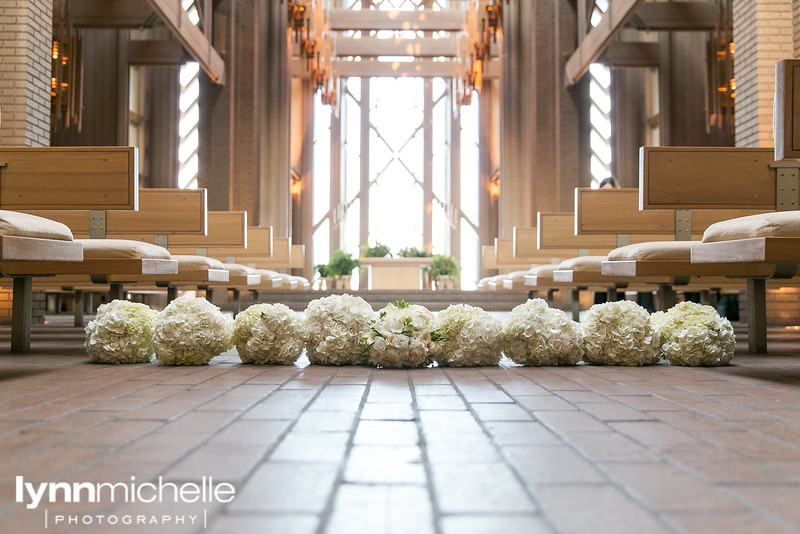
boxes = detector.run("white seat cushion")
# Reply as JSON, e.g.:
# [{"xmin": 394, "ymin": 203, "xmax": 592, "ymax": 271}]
[
  {"xmin": 77, "ymin": 239, "xmax": 171, "ymax": 259},
  {"xmin": 556, "ymin": 255, "xmax": 605, "ymax": 272},
  {"xmin": 0, "ymin": 210, "xmax": 73, "ymax": 241},
  {"xmin": 703, "ymin": 211, "xmax": 800, "ymax": 242},
  {"xmin": 607, "ymin": 241, "xmax": 695, "ymax": 261}
]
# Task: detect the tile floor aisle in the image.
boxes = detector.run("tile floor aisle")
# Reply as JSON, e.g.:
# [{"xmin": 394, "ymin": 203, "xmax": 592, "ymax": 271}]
[{"xmin": 0, "ymin": 322, "xmax": 799, "ymax": 533}]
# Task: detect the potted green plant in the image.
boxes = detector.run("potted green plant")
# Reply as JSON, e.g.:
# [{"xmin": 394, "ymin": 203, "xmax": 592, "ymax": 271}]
[
  {"xmin": 361, "ymin": 242, "xmax": 392, "ymax": 258},
  {"xmin": 429, "ymin": 254, "xmax": 460, "ymax": 290},
  {"xmin": 314, "ymin": 263, "xmax": 333, "ymax": 290},
  {"xmin": 327, "ymin": 249, "xmax": 359, "ymax": 289},
  {"xmin": 397, "ymin": 246, "xmax": 433, "ymax": 258}
]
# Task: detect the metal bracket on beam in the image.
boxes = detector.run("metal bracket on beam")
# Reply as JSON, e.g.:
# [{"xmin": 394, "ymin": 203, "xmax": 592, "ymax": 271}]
[
  {"xmin": 775, "ymin": 167, "xmax": 799, "ymax": 211},
  {"xmin": 89, "ymin": 210, "xmax": 107, "ymax": 239},
  {"xmin": 196, "ymin": 248, "xmax": 207, "ymax": 256},
  {"xmin": 226, "ymin": 256, "xmax": 236, "ymax": 264},
  {"xmin": 616, "ymin": 234, "xmax": 630, "ymax": 248},
  {"xmin": 578, "ymin": 248, "xmax": 589, "ymax": 256},
  {"xmin": 674, "ymin": 210, "xmax": 691, "ymax": 241},
  {"xmin": 773, "ymin": 262, "xmax": 798, "ymax": 279},
  {"xmin": 154, "ymin": 234, "xmax": 168, "ymax": 249}
]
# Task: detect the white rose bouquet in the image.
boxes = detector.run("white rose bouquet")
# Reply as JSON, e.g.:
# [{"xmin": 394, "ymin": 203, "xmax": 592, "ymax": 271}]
[
  {"xmin": 366, "ymin": 300, "xmax": 442, "ymax": 368},
  {"xmin": 84, "ymin": 300, "xmax": 158, "ymax": 364},
  {"xmin": 650, "ymin": 301, "xmax": 734, "ymax": 366},
  {"xmin": 434, "ymin": 303, "xmax": 502, "ymax": 367},
  {"xmin": 304, "ymin": 294, "xmax": 375, "ymax": 365},
  {"xmin": 500, "ymin": 298, "xmax": 583, "ymax": 366},
  {"xmin": 151, "ymin": 296, "xmax": 234, "ymax": 365},
  {"xmin": 234, "ymin": 303, "xmax": 305, "ymax": 365},
  {"xmin": 581, "ymin": 300, "xmax": 660, "ymax": 366}
]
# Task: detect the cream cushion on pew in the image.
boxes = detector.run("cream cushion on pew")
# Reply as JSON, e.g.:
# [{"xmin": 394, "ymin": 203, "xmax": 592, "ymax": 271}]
[
  {"xmin": 497, "ymin": 270, "xmax": 529, "ymax": 290},
  {"xmin": 171, "ymin": 254, "xmax": 226, "ymax": 270},
  {"xmin": 557, "ymin": 256, "xmax": 606, "ymax": 272},
  {"xmin": 703, "ymin": 211, "xmax": 800, "ymax": 242},
  {"xmin": 254, "ymin": 269, "xmax": 284, "ymax": 288},
  {"xmin": 78, "ymin": 239, "xmax": 172, "ymax": 259},
  {"xmin": 607, "ymin": 241, "xmax": 693, "ymax": 261},
  {"xmin": 0, "ymin": 210, "xmax": 73, "ymax": 241}
]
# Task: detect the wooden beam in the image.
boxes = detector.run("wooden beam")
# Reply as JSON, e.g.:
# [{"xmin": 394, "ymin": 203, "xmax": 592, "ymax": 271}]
[
  {"xmin": 327, "ymin": 9, "xmax": 464, "ymax": 31},
  {"xmin": 128, "ymin": 40, "xmax": 189, "ymax": 65},
  {"xmin": 565, "ymin": 0, "xmax": 644, "ymax": 86},
  {"xmin": 146, "ymin": 0, "xmax": 225, "ymax": 85},
  {"xmin": 69, "ymin": 0, "xmax": 154, "ymax": 28},
  {"xmin": 599, "ymin": 42, "xmax": 659, "ymax": 68},
  {"xmin": 333, "ymin": 36, "xmax": 459, "ymax": 57},
  {"xmin": 627, "ymin": 2, "xmax": 719, "ymax": 31}
]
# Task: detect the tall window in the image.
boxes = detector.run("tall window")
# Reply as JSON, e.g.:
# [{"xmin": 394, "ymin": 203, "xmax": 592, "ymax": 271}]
[
  {"xmin": 178, "ymin": 0, "xmax": 201, "ymax": 189},
  {"xmin": 312, "ymin": 76, "xmax": 481, "ymax": 289},
  {"xmin": 588, "ymin": 0, "xmax": 612, "ymax": 188}
]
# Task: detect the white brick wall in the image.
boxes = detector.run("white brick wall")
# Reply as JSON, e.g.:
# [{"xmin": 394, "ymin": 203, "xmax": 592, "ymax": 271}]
[
  {"xmin": 734, "ymin": 0, "xmax": 793, "ymax": 147},
  {"xmin": 0, "ymin": 0, "xmax": 52, "ymax": 146}
]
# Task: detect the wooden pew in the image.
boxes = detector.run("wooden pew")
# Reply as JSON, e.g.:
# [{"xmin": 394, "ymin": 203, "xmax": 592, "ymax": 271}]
[{"xmin": 0, "ymin": 146, "xmax": 180, "ymax": 351}]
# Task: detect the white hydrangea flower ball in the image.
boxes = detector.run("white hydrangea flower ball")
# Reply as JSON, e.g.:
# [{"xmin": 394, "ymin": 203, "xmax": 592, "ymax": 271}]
[
  {"xmin": 304, "ymin": 294, "xmax": 375, "ymax": 365},
  {"xmin": 151, "ymin": 296, "xmax": 235, "ymax": 365},
  {"xmin": 367, "ymin": 300, "xmax": 440, "ymax": 368},
  {"xmin": 85, "ymin": 300, "xmax": 158, "ymax": 364},
  {"xmin": 501, "ymin": 298, "xmax": 583, "ymax": 366},
  {"xmin": 234, "ymin": 303, "xmax": 305, "ymax": 365},
  {"xmin": 581, "ymin": 300, "xmax": 660, "ymax": 366},
  {"xmin": 651, "ymin": 301, "xmax": 735, "ymax": 366},
  {"xmin": 434, "ymin": 303, "xmax": 503, "ymax": 367}
]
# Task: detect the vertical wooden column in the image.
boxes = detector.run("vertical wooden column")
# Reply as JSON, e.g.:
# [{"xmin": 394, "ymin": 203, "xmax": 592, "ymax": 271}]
[
  {"xmin": 258, "ymin": 0, "xmax": 291, "ymax": 236},
  {"xmin": 11, "ymin": 277, "xmax": 32, "ymax": 353}
]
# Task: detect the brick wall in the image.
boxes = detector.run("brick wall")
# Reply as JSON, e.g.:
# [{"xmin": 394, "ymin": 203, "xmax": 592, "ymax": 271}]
[
  {"xmin": 0, "ymin": 1, "xmax": 51, "ymax": 324},
  {"xmin": 794, "ymin": 0, "xmax": 800, "ymax": 57},
  {"xmin": 733, "ymin": 0, "xmax": 793, "ymax": 147},
  {"xmin": 0, "ymin": 0, "xmax": 52, "ymax": 146},
  {"xmin": 766, "ymin": 288, "xmax": 800, "ymax": 325}
]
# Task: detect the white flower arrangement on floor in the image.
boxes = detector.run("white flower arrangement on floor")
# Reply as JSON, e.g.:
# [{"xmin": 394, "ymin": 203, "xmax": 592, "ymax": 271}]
[
  {"xmin": 581, "ymin": 300, "xmax": 661, "ymax": 366},
  {"xmin": 650, "ymin": 301, "xmax": 735, "ymax": 367},
  {"xmin": 304, "ymin": 293, "xmax": 375, "ymax": 365},
  {"xmin": 84, "ymin": 300, "xmax": 158, "ymax": 364},
  {"xmin": 234, "ymin": 303, "xmax": 305, "ymax": 365},
  {"xmin": 433, "ymin": 303, "xmax": 503, "ymax": 367},
  {"xmin": 366, "ymin": 300, "xmax": 443, "ymax": 368},
  {"xmin": 500, "ymin": 298, "xmax": 583, "ymax": 366},
  {"xmin": 151, "ymin": 296, "xmax": 234, "ymax": 365}
]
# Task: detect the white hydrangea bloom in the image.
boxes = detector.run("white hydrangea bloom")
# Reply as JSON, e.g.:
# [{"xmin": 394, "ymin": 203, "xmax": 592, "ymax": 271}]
[
  {"xmin": 434, "ymin": 303, "xmax": 502, "ymax": 367},
  {"xmin": 84, "ymin": 300, "xmax": 158, "ymax": 364},
  {"xmin": 304, "ymin": 294, "xmax": 375, "ymax": 365},
  {"xmin": 501, "ymin": 298, "xmax": 583, "ymax": 366},
  {"xmin": 151, "ymin": 296, "xmax": 234, "ymax": 365},
  {"xmin": 234, "ymin": 303, "xmax": 305, "ymax": 365},
  {"xmin": 581, "ymin": 300, "xmax": 660, "ymax": 366},
  {"xmin": 651, "ymin": 301, "xmax": 734, "ymax": 366},
  {"xmin": 367, "ymin": 301, "xmax": 441, "ymax": 368}
]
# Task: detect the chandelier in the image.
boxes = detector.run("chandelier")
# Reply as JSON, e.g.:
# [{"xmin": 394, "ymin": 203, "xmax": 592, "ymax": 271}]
[{"xmin": 51, "ymin": 0, "xmax": 83, "ymax": 131}]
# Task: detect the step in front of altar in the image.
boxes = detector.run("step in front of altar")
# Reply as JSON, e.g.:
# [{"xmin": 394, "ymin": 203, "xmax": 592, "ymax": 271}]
[{"xmin": 250, "ymin": 289, "xmax": 531, "ymax": 312}]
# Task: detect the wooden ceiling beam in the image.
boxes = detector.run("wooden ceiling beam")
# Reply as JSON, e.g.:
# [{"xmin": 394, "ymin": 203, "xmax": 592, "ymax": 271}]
[
  {"xmin": 598, "ymin": 42, "xmax": 659, "ymax": 68},
  {"xmin": 628, "ymin": 2, "xmax": 720, "ymax": 31},
  {"xmin": 146, "ymin": 0, "xmax": 225, "ymax": 85},
  {"xmin": 128, "ymin": 40, "xmax": 189, "ymax": 65},
  {"xmin": 565, "ymin": 0, "xmax": 644, "ymax": 86},
  {"xmin": 68, "ymin": 0, "xmax": 154, "ymax": 28}
]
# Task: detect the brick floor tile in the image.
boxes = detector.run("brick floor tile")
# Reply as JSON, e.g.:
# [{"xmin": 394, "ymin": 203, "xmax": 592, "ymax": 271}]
[
  {"xmin": 326, "ymin": 484, "xmax": 434, "ymax": 534},
  {"xmin": 483, "ymin": 421, "xmax": 561, "ymax": 446},
  {"xmin": 504, "ymin": 445, "xmax": 607, "ymax": 484},
  {"xmin": 576, "ymin": 402, "xmax": 655, "ymax": 422},
  {"xmin": 353, "ymin": 420, "xmax": 419, "ymax": 445},
  {"xmin": 293, "ymin": 410, "xmax": 357, "ymax": 431},
  {"xmin": 440, "ymin": 515, "xmax": 552, "ymax": 534},
  {"xmin": 732, "ymin": 486, "xmax": 800, "ymax": 526},
  {"xmin": 229, "ymin": 462, "xmax": 337, "ymax": 514},
  {"xmin": 418, "ymin": 411, "xmax": 482, "ymax": 434},
  {"xmin": 270, "ymin": 431, "xmax": 350, "ymax": 462},
  {"xmin": 603, "ymin": 462, "xmax": 744, "ymax": 512},
  {"xmin": 459, "ymin": 388, "xmax": 514, "ymax": 403},
  {"xmin": 431, "ymin": 463, "xmax": 537, "ymax": 514},
  {"xmin": 415, "ymin": 396, "xmax": 467, "ymax": 411},
  {"xmin": 608, "ymin": 421, "xmax": 706, "ymax": 451},
  {"xmin": 669, "ymin": 511, "xmax": 790, "ymax": 534},
  {"xmin": 413, "ymin": 384, "xmax": 458, "ymax": 396},
  {"xmin": 515, "ymin": 395, "xmax": 579, "ymax": 411},
  {"xmin": 344, "ymin": 445, "xmax": 426, "ymax": 484},
  {"xmin": 207, "ymin": 514, "xmax": 319, "ymax": 534},
  {"xmin": 567, "ymin": 431, "xmax": 660, "ymax": 463},
  {"xmin": 471, "ymin": 402, "xmax": 533, "ymax": 421},
  {"xmin": 536, "ymin": 484, "xmax": 672, "ymax": 534},
  {"xmin": 360, "ymin": 402, "xmax": 415, "ymax": 421}
]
